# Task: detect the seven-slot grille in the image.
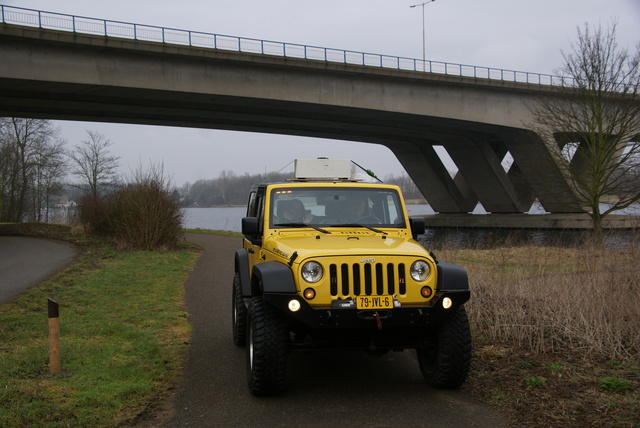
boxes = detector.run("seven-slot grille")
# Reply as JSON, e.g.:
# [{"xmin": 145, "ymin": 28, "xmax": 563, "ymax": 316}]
[{"xmin": 329, "ymin": 262, "xmax": 407, "ymax": 297}]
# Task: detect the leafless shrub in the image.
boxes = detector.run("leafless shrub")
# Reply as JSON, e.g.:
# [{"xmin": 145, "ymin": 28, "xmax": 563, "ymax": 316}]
[
  {"xmin": 79, "ymin": 163, "xmax": 183, "ymax": 250},
  {"xmin": 77, "ymin": 194, "xmax": 108, "ymax": 236}
]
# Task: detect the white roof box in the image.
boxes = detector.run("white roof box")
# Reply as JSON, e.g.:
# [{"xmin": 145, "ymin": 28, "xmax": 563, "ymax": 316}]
[{"xmin": 294, "ymin": 158, "xmax": 351, "ymax": 180}]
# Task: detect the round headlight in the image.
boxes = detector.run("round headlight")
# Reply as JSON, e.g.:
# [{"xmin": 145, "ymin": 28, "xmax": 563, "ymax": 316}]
[
  {"xmin": 410, "ymin": 260, "xmax": 431, "ymax": 282},
  {"xmin": 301, "ymin": 261, "xmax": 323, "ymax": 283}
]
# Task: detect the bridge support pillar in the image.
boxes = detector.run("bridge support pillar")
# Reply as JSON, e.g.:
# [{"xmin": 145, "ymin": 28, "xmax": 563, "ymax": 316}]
[
  {"xmin": 505, "ymin": 130, "xmax": 585, "ymax": 213},
  {"xmin": 442, "ymin": 135, "xmax": 532, "ymax": 213},
  {"xmin": 390, "ymin": 141, "xmax": 477, "ymax": 213}
]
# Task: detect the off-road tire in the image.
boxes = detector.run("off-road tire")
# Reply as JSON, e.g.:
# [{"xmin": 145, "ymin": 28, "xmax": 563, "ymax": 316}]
[
  {"xmin": 417, "ymin": 305, "xmax": 471, "ymax": 388},
  {"xmin": 246, "ymin": 296, "xmax": 288, "ymax": 395},
  {"xmin": 232, "ymin": 273, "xmax": 247, "ymax": 346}
]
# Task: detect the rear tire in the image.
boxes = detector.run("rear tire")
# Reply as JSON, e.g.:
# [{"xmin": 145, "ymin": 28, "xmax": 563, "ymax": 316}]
[
  {"xmin": 246, "ymin": 296, "xmax": 288, "ymax": 395},
  {"xmin": 232, "ymin": 273, "xmax": 247, "ymax": 346},
  {"xmin": 417, "ymin": 305, "xmax": 471, "ymax": 388}
]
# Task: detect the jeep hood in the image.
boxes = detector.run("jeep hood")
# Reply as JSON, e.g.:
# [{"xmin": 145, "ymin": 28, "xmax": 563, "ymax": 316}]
[{"xmin": 264, "ymin": 232, "xmax": 428, "ymax": 262}]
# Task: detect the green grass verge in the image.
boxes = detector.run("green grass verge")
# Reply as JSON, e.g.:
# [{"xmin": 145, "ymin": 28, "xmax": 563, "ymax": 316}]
[
  {"xmin": 182, "ymin": 228, "xmax": 242, "ymax": 237},
  {"xmin": 0, "ymin": 227, "xmax": 200, "ymax": 427}
]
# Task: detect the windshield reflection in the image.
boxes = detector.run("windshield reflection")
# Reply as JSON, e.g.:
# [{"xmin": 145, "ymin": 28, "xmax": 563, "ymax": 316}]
[{"xmin": 271, "ymin": 187, "xmax": 405, "ymax": 229}]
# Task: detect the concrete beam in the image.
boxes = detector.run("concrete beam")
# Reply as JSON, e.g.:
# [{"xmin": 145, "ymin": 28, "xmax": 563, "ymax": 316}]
[
  {"xmin": 423, "ymin": 213, "xmax": 640, "ymax": 229},
  {"xmin": 441, "ymin": 135, "xmax": 531, "ymax": 213},
  {"xmin": 503, "ymin": 129, "xmax": 584, "ymax": 213},
  {"xmin": 390, "ymin": 141, "xmax": 477, "ymax": 213}
]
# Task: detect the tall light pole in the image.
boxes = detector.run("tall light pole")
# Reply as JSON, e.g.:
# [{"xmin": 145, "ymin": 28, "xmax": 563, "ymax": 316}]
[{"xmin": 410, "ymin": 0, "xmax": 436, "ymax": 71}]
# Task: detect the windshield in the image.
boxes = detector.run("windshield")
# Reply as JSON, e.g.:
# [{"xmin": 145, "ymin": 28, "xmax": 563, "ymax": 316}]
[{"xmin": 270, "ymin": 187, "xmax": 406, "ymax": 229}]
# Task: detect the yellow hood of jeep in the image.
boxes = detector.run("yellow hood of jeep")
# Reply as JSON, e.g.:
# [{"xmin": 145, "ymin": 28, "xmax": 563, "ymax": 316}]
[{"xmin": 263, "ymin": 230, "xmax": 428, "ymax": 262}]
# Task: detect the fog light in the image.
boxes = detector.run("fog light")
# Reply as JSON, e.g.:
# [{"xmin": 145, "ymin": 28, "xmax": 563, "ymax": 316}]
[
  {"xmin": 303, "ymin": 288, "xmax": 316, "ymax": 300},
  {"xmin": 288, "ymin": 299, "xmax": 301, "ymax": 312},
  {"xmin": 442, "ymin": 297, "xmax": 452, "ymax": 309},
  {"xmin": 420, "ymin": 286, "xmax": 432, "ymax": 298}
]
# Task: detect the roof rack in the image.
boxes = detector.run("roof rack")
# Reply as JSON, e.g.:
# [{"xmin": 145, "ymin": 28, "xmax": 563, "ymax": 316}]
[{"xmin": 293, "ymin": 158, "xmax": 352, "ymax": 180}]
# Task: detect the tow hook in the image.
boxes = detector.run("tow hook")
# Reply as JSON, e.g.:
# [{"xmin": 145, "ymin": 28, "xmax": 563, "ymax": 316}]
[{"xmin": 374, "ymin": 312, "xmax": 382, "ymax": 330}]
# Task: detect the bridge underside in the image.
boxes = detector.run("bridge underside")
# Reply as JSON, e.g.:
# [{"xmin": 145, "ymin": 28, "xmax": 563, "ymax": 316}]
[
  {"xmin": 0, "ymin": 24, "xmax": 612, "ymax": 224},
  {"xmin": 0, "ymin": 76, "xmax": 581, "ymax": 214}
]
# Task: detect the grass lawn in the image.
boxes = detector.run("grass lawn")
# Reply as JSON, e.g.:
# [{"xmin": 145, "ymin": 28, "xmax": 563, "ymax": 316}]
[{"xmin": 0, "ymin": 224, "xmax": 199, "ymax": 427}]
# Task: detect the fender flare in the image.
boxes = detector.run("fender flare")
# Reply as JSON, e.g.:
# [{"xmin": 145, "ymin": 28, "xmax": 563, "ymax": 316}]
[
  {"xmin": 252, "ymin": 261, "xmax": 296, "ymax": 295},
  {"xmin": 234, "ymin": 249, "xmax": 251, "ymax": 297},
  {"xmin": 437, "ymin": 261, "xmax": 469, "ymax": 291}
]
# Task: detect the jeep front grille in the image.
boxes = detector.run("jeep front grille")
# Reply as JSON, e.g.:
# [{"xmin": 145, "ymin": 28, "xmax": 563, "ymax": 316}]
[{"xmin": 329, "ymin": 263, "xmax": 406, "ymax": 297}]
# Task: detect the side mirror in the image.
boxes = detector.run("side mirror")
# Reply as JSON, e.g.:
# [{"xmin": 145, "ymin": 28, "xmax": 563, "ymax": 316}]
[
  {"xmin": 242, "ymin": 217, "xmax": 262, "ymax": 246},
  {"xmin": 242, "ymin": 217, "xmax": 260, "ymax": 235},
  {"xmin": 409, "ymin": 216, "xmax": 425, "ymax": 239}
]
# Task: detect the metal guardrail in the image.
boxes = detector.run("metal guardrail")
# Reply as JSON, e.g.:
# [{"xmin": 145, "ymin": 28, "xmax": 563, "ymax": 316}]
[{"xmin": 0, "ymin": 4, "xmax": 568, "ymax": 86}]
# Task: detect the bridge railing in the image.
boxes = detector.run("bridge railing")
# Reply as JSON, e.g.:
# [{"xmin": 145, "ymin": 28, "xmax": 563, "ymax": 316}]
[{"xmin": 0, "ymin": 4, "xmax": 570, "ymax": 86}]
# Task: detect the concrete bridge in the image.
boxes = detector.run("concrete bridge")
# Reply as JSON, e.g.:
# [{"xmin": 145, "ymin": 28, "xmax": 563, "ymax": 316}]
[{"xmin": 0, "ymin": 6, "xmax": 634, "ymax": 228}]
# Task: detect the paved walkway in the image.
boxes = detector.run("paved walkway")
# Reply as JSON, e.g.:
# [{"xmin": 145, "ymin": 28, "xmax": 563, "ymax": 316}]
[
  {"xmin": 0, "ymin": 236, "xmax": 76, "ymax": 304},
  {"xmin": 135, "ymin": 234, "xmax": 508, "ymax": 428}
]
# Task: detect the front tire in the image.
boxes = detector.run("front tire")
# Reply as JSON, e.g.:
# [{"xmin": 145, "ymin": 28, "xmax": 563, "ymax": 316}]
[
  {"xmin": 417, "ymin": 305, "xmax": 471, "ymax": 388},
  {"xmin": 232, "ymin": 273, "xmax": 247, "ymax": 346},
  {"xmin": 246, "ymin": 296, "xmax": 288, "ymax": 395}
]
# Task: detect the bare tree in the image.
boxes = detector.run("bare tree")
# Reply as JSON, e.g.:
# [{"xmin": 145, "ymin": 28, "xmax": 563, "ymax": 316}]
[
  {"xmin": 68, "ymin": 130, "xmax": 120, "ymax": 199},
  {"xmin": 0, "ymin": 118, "xmax": 64, "ymax": 222},
  {"xmin": 384, "ymin": 172, "xmax": 426, "ymax": 203},
  {"xmin": 178, "ymin": 171, "xmax": 294, "ymax": 207},
  {"xmin": 530, "ymin": 22, "xmax": 640, "ymax": 244},
  {"xmin": 30, "ymin": 138, "xmax": 67, "ymax": 221},
  {"xmin": 0, "ymin": 118, "xmax": 9, "ymax": 219}
]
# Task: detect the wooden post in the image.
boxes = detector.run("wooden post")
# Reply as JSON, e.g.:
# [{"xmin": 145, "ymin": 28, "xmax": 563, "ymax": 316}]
[{"xmin": 48, "ymin": 298, "xmax": 61, "ymax": 374}]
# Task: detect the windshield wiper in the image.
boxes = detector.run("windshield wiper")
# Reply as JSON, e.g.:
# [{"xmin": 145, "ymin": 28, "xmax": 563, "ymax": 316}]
[
  {"xmin": 332, "ymin": 223, "xmax": 387, "ymax": 235},
  {"xmin": 274, "ymin": 222, "xmax": 331, "ymax": 234}
]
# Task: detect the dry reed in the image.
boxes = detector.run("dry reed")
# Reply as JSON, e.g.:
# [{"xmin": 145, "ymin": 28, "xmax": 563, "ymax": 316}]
[{"xmin": 440, "ymin": 237, "xmax": 640, "ymax": 362}]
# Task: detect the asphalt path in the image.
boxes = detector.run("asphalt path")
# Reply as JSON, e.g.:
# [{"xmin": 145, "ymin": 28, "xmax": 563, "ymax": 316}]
[
  {"xmin": 0, "ymin": 236, "xmax": 76, "ymax": 305},
  {"xmin": 152, "ymin": 234, "xmax": 507, "ymax": 428}
]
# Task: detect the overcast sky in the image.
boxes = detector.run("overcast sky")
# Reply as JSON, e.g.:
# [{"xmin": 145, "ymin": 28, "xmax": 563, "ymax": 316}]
[{"xmin": 4, "ymin": 0, "xmax": 640, "ymax": 186}]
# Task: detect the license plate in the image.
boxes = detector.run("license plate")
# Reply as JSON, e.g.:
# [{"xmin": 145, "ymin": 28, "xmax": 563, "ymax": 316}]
[{"xmin": 356, "ymin": 295, "xmax": 393, "ymax": 310}]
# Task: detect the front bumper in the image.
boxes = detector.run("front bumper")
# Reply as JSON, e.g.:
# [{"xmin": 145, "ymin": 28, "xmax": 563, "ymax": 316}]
[{"xmin": 263, "ymin": 290, "xmax": 470, "ymax": 330}]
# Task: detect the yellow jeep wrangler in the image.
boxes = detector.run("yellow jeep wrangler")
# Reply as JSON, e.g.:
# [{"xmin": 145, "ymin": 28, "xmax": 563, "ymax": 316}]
[{"xmin": 233, "ymin": 160, "xmax": 470, "ymax": 395}]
